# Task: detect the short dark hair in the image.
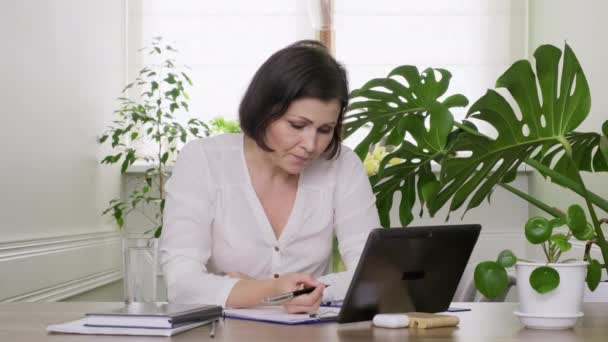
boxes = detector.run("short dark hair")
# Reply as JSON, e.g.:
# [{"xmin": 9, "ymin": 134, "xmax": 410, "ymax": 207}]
[{"xmin": 239, "ymin": 40, "xmax": 348, "ymax": 159}]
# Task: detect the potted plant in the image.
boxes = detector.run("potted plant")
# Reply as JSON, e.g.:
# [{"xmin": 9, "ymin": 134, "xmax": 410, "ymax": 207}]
[
  {"xmin": 98, "ymin": 37, "xmax": 208, "ymax": 301},
  {"xmin": 343, "ymin": 43, "xmax": 608, "ymax": 328}
]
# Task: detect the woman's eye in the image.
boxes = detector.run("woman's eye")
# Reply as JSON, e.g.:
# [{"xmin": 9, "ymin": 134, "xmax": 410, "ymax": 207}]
[
  {"xmin": 289, "ymin": 122, "xmax": 305, "ymax": 129},
  {"xmin": 318, "ymin": 128, "xmax": 333, "ymax": 134}
]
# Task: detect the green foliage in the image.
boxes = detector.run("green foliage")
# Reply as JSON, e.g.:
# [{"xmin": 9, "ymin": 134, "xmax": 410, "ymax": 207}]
[
  {"xmin": 497, "ymin": 250, "xmax": 517, "ymax": 268},
  {"xmin": 530, "ymin": 266, "xmax": 560, "ymax": 294},
  {"xmin": 343, "ymin": 67, "xmax": 468, "ymax": 226},
  {"xmin": 474, "ymin": 261, "xmax": 508, "ymax": 299},
  {"xmin": 98, "ymin": 38, "xmax": 209, "ymax": 237},
  {"xmin": 209, "ymin": 117, "xmax": 241, "ymax": 134},
  {"xmin": 347, "ymin": 43, "xmax": 608, "ymax": 298}
]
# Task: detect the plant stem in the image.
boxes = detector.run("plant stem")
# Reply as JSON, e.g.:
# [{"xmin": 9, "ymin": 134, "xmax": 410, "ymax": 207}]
[
  {"xmin": 525, "ymin": 158, "xmax": 608, "ymax": 213},
  {"xmin": 453, "ymin": 121, "xmax": 487, "ymax": 138},
  {"xmin": 541, "ymin": 242, "xmax": 551, "ymax": 262},
  {"xmin": 498, "ymin": 182, "xmax": 563, "ymax": 218},
  {"xmin": 563, "ymin": 143, "xmax": 608, "ymax": 278},
  {"xmin": 156, "ymin": 65, "xmax": 165, "ymax": 230},
  {"xmin": 517, "ymin": 258, "xmax": 535, "ymax": 263}
]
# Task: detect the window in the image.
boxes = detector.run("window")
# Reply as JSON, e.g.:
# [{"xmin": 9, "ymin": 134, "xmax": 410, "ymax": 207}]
[{"xmin": 128, "ymin": 0, "xmax": 527, "ymax": 146}]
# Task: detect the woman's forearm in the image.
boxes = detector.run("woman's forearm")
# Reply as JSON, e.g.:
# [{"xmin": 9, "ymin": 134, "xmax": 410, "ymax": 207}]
[{"xmin": 225, "ymin": 278, "xmax": 276, "ymax": 308}]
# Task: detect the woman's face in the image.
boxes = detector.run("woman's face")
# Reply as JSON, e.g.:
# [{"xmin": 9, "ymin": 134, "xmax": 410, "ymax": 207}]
[{"xmin": 264, "ymin": 97, "xmax": 340, "ymax": 175}]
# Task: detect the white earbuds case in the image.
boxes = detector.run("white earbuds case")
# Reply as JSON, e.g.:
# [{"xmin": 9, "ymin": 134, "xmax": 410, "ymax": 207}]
[{"xmin": 372, "ymin": 313, "xmax": 410, "ymax": 328}]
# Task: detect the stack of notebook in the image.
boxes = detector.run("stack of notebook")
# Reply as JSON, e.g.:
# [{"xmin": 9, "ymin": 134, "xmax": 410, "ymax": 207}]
[{"xmin": 47, "ymin": 303, "xmax": 223, "ymax": 336}]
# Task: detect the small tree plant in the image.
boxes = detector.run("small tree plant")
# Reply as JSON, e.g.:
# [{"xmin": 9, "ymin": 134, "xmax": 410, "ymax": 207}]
[{"xmin": 98, "ymin": 37, "xmax": 209, "ymax": 237}]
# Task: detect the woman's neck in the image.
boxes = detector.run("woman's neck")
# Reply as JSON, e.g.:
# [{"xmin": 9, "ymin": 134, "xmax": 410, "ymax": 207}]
[{"xmin": 243, "ymin": 135, "xmax": 297, "ymax": 184}]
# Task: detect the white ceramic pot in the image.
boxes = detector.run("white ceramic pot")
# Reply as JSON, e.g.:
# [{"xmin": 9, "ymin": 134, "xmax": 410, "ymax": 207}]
[{"xmin": 514, "ymin": 261, "xmax": 587, "ymax": 329}]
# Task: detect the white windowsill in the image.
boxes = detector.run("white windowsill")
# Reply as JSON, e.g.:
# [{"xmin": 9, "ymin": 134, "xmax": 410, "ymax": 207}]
[{"xmin": 125, "ymin": 161, "xmax": 532, "ymax": 175}]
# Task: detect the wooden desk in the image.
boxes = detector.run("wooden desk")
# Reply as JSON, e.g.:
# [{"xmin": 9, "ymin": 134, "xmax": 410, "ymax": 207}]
[{"xmin": 1, "ymin": 302, "xmax": 607, "ymax": 341}]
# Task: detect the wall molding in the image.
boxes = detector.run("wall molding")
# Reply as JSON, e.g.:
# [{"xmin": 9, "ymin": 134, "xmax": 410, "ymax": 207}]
[
  {"xmin": 0, "ymin": 230, "xmax": 123, "ymax": 302},
  {"xmin": 4, "ymin": 269, "xmax": 122, "ymax": 302},
  {"xmin": 0, "ymin": 230, "xmax": 121, "ymax": 261}
]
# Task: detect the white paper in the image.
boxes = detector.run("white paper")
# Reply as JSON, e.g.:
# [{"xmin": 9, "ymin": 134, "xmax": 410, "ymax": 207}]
[
  {"xmin": 47, "ymin": 318, "xmax": 213, "ymax": 336},
  {"xmin": 224, "ymin": 306, "xmax": 339, "ymax": 324}
]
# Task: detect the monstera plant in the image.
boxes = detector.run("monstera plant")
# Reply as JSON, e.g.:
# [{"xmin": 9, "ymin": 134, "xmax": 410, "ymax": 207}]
[{"xmin": 344, "ymin": 44, "xmax": 608, "ymax": 302}]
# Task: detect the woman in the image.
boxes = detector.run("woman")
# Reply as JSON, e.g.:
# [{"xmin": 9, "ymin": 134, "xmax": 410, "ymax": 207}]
[{"xmin": 160, "ymin": 40, "xmax": 379, "ymax": 313}]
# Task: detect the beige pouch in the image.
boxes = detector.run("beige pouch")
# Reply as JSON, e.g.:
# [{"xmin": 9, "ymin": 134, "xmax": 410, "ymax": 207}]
[{"xmin": 407, "ymin": 312, "xmax": 460, "ymax": 329}]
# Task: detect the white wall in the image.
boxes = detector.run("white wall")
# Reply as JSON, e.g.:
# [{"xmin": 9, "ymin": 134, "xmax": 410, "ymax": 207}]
[
  {"xmin": 0, "ymin": 0, "xmax": 125, "ymax": 301},
  {"xmin": 526, "ymin": 0, "xmax": 608, "ymax": 267}
]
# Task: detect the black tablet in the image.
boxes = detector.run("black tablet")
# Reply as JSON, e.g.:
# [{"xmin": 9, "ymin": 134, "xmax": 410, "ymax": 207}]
[{"xmin": 337, "ymin": 224, "xmax": 481, "ymax": 323}]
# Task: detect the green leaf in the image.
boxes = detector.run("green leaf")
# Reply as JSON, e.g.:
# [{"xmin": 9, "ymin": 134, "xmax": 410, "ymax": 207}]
[
  {"xmin": 474, "ymin": 261, "xmax": 509, "ymax": 299},
  {"xmin": 151, "ymin": 81, "xmax": 158, "ymax": 92},
  {"xmin": 549, "ymin": 216, "xmax": 567, "ymax": 227},
  {"xmin": 170, "ymin": 103, "xmax": 178, "ymax": 112},
  {"xmin": 572, "ymin": 223, "xmax": 595, "ymax": 241},
  {"xmin": 430, "ymin": 44, "xmax": 591, "ymax": 218},
  {"xmin": 113, "ymin": 207, "xmax": 124, "ymax": 228},
  {"xmin": 98, "ymin": 135, "xmax": 108, "ymax": 144},
  {"xmin": 586, "ymin": 259, "xmax": 602, "ymax": 291},
  {"xmin": 496, "ymin": 250, "xmax": 517, "ymax": 268},
  {"xmin": 161, "ymin": 152, "xmax": 169, "ymax": 164},
  {"xmin": 549, "ymin": 233, "xmax": 572, "ymax": 252},
  {"xmin": 181, "ymin": 72, "xmax": 192, "ymax": 85},
  {"xmin": 525, "ymin": 216, "xmax": 552, "ymax": 244},
  {"xmin": 154, "ymin": 226, "xmax": 162, "ymax": 238},
  {"xmin": 567, "ymin": 204, "xmax": 587, "ymax": 233},
  {"xmin": 130, "ymin": 132, "xmax": 138, "ymax": 140},
  {"xmin": 530, "ymin": 266, "xmax": 560, "ymax": 294},
  {"xmin": 164, "ymin": 73, "xmax": 176, "ymax": 84},
  {"xmin": 599, "ymin": 134, "xmax": 608, "ymax": 169},
  {"xmin": 420, "ymin": 179, "xmax": 440, "ymax": 204}
]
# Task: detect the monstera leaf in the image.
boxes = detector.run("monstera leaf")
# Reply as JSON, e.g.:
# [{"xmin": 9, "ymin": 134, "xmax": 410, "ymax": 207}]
[
  {"xmin": 343, "ymin": 66, "xmax": 468, "ymax": 226},
  {"xmin": 428, "ymin": 44, "xmax": 593, "ymax": 217}
]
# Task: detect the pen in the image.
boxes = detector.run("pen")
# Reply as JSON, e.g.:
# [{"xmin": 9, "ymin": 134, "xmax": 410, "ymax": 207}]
[
  {"xmin": 209, "ymin": 320, "xmax": 216, "ymax": 338},
  {"xmin": 263, "ymin": 285, "xmax": 329, "ymax": 305}
]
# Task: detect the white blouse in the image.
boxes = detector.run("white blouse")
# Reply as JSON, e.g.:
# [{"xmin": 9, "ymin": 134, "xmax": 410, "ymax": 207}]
[{"xmin": 159, "ymin": 133, "xmax": 379, "ymax": 307}]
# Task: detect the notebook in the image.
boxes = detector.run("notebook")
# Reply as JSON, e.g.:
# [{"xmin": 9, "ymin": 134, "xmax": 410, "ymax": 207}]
[
  {"xmin": 47, "ymin": 318, "xmax": 214, "ymax": 336},
  {"xmin": 224, "ymin": 306, "xmax": 340, "ymax": 325},
  {"xmin": 84, "ymin": 303, "xmax": 222, "ymax": 328}
]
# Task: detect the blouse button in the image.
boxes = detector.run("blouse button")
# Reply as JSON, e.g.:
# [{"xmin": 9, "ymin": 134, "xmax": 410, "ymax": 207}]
[
  {"xmin": 273, "ymin": 274, "xmax": 279, "ymax": 279},
  {"xmin": 274, "ymin": 246, "xmax": 280, "ymax": 252}
]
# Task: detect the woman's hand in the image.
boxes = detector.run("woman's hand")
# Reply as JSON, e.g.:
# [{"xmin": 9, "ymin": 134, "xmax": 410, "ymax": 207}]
[
  {"xmin": 272, "ymin": 273, "xmax": 325, "ymax": 314},
  {"xmin": 227, "ymin": 272, "xmax": 254, "ymax": 280}
]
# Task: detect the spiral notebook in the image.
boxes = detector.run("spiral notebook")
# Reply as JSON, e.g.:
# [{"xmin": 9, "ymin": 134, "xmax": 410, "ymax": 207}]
[{"xmin": 224, "ymin": 306, "xmax": 340, "ymax": 325}]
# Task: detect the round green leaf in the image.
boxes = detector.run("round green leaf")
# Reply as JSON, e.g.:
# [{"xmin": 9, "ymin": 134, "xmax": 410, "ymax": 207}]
[
  {"xmin": 586, "ymin": 259, "xmax": 602, "ymax": 291},
  {"xmin": 572, "ymin": 223, "xmax": 595, "ymax": 241},
  {"xmin": 548, "ymin": 216, "xmax": 567, "ymax": 228},
  {"xmin": 567, "ymin": 204, "xmax": 587, "ymax": 233},
  {"xmin": 474, "ymin": 261, "xmax": 508, "ymax": 299},
  {"xmin": 496, "ymin": 250, "xmax": 517, "ymax": 268},
  {"xmin": 530, "ymin": 266, "xmax": 560, "ymax": 294},
  {"xmin": 525, "ymin": 217, "xmax": 552, "ymax": 244},
  {"xmin": 549, "ymin": 233, "xmax": 572, "ymax": 252}
]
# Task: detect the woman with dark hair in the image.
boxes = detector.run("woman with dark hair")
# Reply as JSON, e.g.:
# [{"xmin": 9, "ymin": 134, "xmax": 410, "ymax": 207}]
[{"xmin": 160, "ymin": 40, "xmax": 379, "ymax": 313}]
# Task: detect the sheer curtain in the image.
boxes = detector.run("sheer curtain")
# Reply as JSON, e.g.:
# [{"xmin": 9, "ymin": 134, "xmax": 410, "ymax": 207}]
[{"xmin": 127, "ymin": 0, "xmax": 527, "ymax": 143}]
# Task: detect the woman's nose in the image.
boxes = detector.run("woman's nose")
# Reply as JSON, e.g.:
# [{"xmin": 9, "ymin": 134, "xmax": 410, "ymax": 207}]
[{"xmin": 300, "ymin": 130, "xmax": 316, "ymax": 153}]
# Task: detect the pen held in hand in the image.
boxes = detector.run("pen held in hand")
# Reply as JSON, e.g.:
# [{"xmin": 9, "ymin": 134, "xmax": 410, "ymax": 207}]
[{"xmin": 262, "ymin": 285, "xmax": 329, "ymax": 305}]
